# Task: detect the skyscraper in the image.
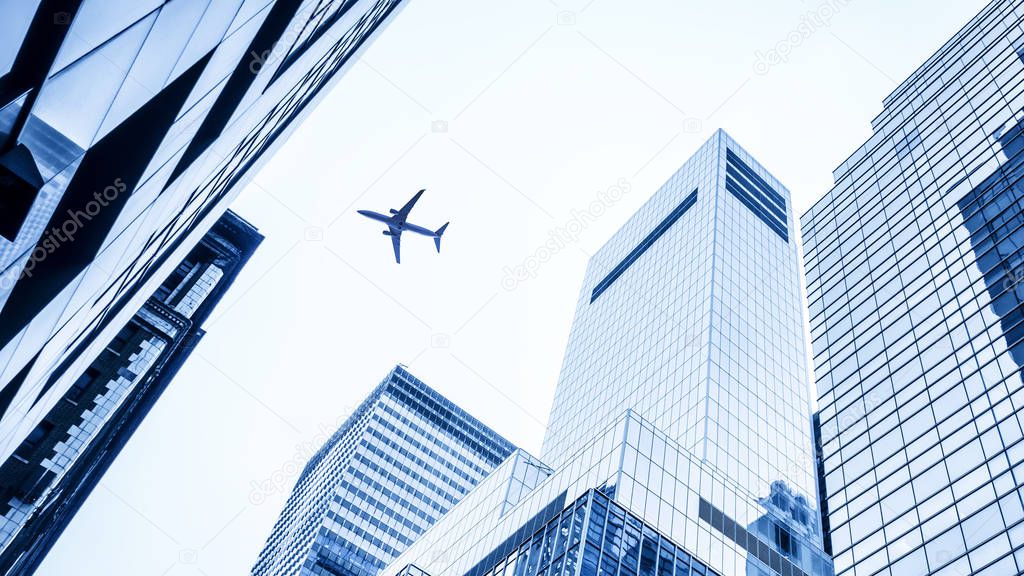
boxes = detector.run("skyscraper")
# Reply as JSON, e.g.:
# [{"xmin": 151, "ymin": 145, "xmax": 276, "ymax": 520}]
[
  {"xmin": 0, "ymin": 209, "xmax": 262, "ymax": 575},
  {"xmin": 251, "ymin": 366, "xmax": 519, "ymax": 576},
  {"xmin": 379, "ymin": 131, "xmax": 831, "ymax": 576},
  {"xmin": 802, "ymin": 2, "xmax": 1024, "ymax": 575},
  {"xmin": 0, "ymin": 0, "xmax": 408, "ymax": 467}
]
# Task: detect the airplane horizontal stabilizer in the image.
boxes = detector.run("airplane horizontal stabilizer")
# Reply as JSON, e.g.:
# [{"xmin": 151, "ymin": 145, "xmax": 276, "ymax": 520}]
[{"xmin": 434, "ymin": 222, "xmax": 449, "ymax": 253}]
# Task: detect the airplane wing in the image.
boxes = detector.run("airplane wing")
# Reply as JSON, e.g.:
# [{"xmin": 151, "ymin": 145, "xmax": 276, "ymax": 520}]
[
  {"xmin": 396, "ymin": 189, "xmax": 425, "ymax": 220},
  {"xmin": 391, "ymin": 233, "xmax": 402, "ymax": 264}
]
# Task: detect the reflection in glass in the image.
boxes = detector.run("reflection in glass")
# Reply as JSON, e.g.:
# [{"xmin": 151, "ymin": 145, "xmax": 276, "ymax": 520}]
[
  {"xmin": 49, "ymin": 0, "xmax": 163, "ymax": 74},
  {"xmin": 96, "ymin": 0, "xmax": 210, "ymax": 138},
  {"xmin": 958, "ymin": 113, "xmax": 1024, "ymax": 369},
  {"xmin": 30, "ymin": 14, "xmax": 154, "ymax": 149},
  {"xmin": 744, "ymin": 482, "xmax": 833, "ymax": 576},
  {"xmin": 474, "ymin": 490, "xmax": 717, "ymax": 576}
]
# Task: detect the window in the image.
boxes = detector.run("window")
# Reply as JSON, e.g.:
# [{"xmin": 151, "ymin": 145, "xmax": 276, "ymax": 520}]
[
  {"xmin": 65, "ymin": 366, "xmax": 100, "ymax": 404},
  {"xmin": 13, "ymin": 419, "xmax": 54, "ymax": 461},
  {"xmin": 266, "ymin": 0, "xmax": 362, "ymax": 85},
  {"xmin": 698, "ymin": 497, "xmax": 813, "ymax": 576},
  {"xmin": 107, "ymin": 328, "xmax": 135, "ymax": 355},
  {"xmin": 591, "ymin": 189, "xmax": 698, "ymax": 303},
  {"xmin": 895, "ymin": 128, "xmax": 921, "ymax": 159},
  {"xmin": 774, "ymin": 524, "xmax": 794, "ymax": 556},
  {"xmin": 0, "ymin": 143, "xmax": 44, "ymax": 240},
  {"xmin": 724, "ymin": 149, "xmax": 788, "ymax": 241}
]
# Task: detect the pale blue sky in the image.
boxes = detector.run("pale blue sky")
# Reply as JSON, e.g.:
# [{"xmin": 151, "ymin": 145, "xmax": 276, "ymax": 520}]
[{"xmin": 37, "ymin": 0, "xmax": 988, "ymax": 574}]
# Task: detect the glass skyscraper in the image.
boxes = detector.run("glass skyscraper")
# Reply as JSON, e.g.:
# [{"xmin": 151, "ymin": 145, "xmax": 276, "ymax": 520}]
[
  {"xmin": 251, "ymin": 366, "xmax": 519, "ymax": 576},
  {"xmin": 541, "ymin": 134, "xmax": 812, "ymax": 496},
  {"xmin": 378, "ymin": 131, "xmax": 831, "ymax": 576},
  {"xmin": 0, "ymin": 0, "xmax": 407, "ymax": 471},
  {"xmin": 0, "ymin": 209, "xmax": 262, "ymax": 575},
  {"xmin": 803, "ymin": 1, "xmax": 1024, "ymax": 575}
]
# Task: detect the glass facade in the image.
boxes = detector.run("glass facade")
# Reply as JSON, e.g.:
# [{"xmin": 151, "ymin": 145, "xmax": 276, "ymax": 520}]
[
  {"xmin": 251, "ymin": 366, "xmax": 518, "ymax": 576},
  {"xmin": 541, "ymin": 132, "xmax": 818, "ymax": 512},
  {"xmin": 380, "ymin": 131, "xmax": 830, "ymax": 576},
  {"xmin": 473, "ymin": 490, "xmax": 717, "ymax": 576},
  {"xmin": 0, "ymin": 210, "xmax": 262, "ymax": 574},
  {"xmin": 384, "ymin": 412, "xmax": 831, "ymax": 576},
  {"xmin": 0, "ymin": 0, "xmax": 407, "ymax": 470},
  {"xmin": 802, "ymin": 2, "xmax": 1024, "ymax": 575}
]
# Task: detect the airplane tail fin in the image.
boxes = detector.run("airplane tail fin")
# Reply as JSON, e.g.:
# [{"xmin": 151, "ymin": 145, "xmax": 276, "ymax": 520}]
[{"xmin": 433, "ymin": 222, "xmax": 449, "ymax": 253}]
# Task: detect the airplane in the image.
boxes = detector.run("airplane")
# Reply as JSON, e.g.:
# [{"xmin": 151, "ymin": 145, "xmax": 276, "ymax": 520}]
[{"xmin": 357, "ymin": 189, "xmax": 449, "ymax": 264}]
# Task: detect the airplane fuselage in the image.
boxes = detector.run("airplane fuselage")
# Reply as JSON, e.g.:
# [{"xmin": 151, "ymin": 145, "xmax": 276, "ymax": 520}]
[
  {"xmin": 356, "ymin": 210, "xmax": 436, "ymax": 237},
  {"xmin": 356, "ymin": 190, "xmax": 449, "ymax": 263}
]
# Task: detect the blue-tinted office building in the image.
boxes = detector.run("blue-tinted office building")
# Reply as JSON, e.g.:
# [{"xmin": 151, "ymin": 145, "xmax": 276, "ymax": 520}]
[
  {"xmin": 0, "ymin": 210, "xmax": 262, "ymax": 575},
  {"xmin": 251, "ymin": 366, "xmax": 518, "ymax": 576},
  {"xmin": 0, "ymin": 0, "xmax": 407, "ymax": 470},
  {"xmin": 803, "ymin": 1, "xmax": 1024, "ymax": 575},
  {"xmin": 380, "ymin": 131, "xmax": 831, "ymax": 576}
]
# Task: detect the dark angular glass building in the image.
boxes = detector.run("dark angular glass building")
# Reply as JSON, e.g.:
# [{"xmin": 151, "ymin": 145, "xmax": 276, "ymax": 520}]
[
  {"xmin": 0, "ymin": 209, "xmax": 262, "ymax": 575},
  {"xmin": 803, "ymin": 1, "xmax": 1024, "ymax": 575},
  {"xmin": 251, "ymin": 366, "xmax": 518, "ymax": 576},
  {"xmin": 0, "ymin": 0, "xmax": 407, "ymax": 470}
]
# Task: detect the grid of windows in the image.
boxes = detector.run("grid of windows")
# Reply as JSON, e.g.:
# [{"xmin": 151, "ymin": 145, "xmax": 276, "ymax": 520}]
[
  {"xmin": 252, "ymin": 367, "xmax": 517, "ymax": 576},
  {"xmin": 473, "ymin": 490, "xmax": 718, "ymax": 576},
  {"xmin": 383, "ymin": 410, "xmax": 832, "ymax": 576},
  {"xmin": 802, "ymin": 2, "xmax": 1024, "ymax": 575},
  {"xmin": 723, "ymin": 149, "xmax": 788, "ymax": 241},
  {"xmin": 698, "ymin": 497, "xmax": 808, "ymax": 576},
  {"xmin": 0, "ymin": 212, "xmax": 260, "ymax": 574},
  {"xmin": 544, "ymin": 131, "xmax": 818, "ymax": 507},
  {"xmin": 542, "ymin": 136, "xmax": 719, "ymax": 470},
  {"xmin": 590, "ymin": 190, "xmax": 699, "ymax": 303},
  {"xmin": 268, "ymin": 0, "xmax": 372, "ymax": 85},
  {"xmin": 0, "ymin": 0, "xmax": 408, "ymax": 474}
]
